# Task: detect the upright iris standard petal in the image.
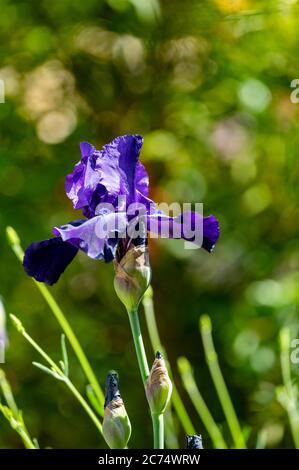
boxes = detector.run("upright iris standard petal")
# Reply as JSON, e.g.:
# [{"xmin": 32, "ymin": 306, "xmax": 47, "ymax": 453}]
[
  {"xmin": 104, "ymin": 134, "xmax": 143, "ymax": 204},
  {"xmin": 147, "ymin": 210, "xmax": 220, "ymax": 253},
  {"xmin": 65, "ymin": 135, "xmax": 145, "ymax": 217},
  {"xmin": 23, "ymin": 237, "xmax": 78, "ymax": 285},
  {"xmin": 53, "ymin": 211, "xmax": 127, "ymax": 261},
  {"xmin": 135, "ymin": 162, "xmax": 149, "ymax": 197},
  {"xmin": 65, "ymin": 142, "xmax": 97, "ymax": 210}
]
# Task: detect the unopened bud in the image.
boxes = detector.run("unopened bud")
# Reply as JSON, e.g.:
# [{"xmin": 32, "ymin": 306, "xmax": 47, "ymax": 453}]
[
  {"xmin": 186, "ymin": 434, "xmax": 203, "ymax": 449},
  {"xmin": 146, "ymin": 352, "xmax": 172, "ymax": 415},
  {"xmin": 114, "ymin": 243, "xmax": 151, "ymax": 312},
  {"xmin": 103, "ymin": 372, "xmax": 131, "ymax": 449}
]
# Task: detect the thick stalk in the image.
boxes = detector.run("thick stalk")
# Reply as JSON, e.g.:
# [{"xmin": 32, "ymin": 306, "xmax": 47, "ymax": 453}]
[
  {"xmin": 152, "ymin": 413, "xmax": 164, "ymax": 449},
  {"xmin": 127, "ymin": 308, "xmax": 150, "ymax": 383},
  {"xmin": 127, "ymin": 308, "xmax": 164, "ymax": 449}
]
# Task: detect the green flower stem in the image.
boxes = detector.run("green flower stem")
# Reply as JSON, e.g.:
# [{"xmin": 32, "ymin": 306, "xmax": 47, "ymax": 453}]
[
  {"xmin": 10, "ymin": 314, "xmax": 103, "ymax": 439},
  {"xmin": 152, "ymin": 413, "xmax": 164, "ymax": 449},
  {"xmin": 142, "ymin": 289, "xmax": 196, "ymax": 435},
  {"xmin": 127, "ymin": 308, "xmax": 150, "ymax": 383},
  {"xmin": 279, "ymin": 328, "xmax": 299, "ymax": 448},
  {"xmin": 6, "ymin": 226, "xmax": 105, "ymax": 414},
  {"xmin": 200, "ymin": 315, "xmax": 246, "ymax": 449},
  {"xmin": 177, "ymin": 357, "xmax": 227, "ymax": 449},
  {"xmin": 127, "ymin": 308, "xmax": 164, "ymax": 449}
]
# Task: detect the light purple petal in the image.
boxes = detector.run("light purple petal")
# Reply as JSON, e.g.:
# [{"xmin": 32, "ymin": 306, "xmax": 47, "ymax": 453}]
[{"xmin": 53, "ymin": 211, "xmax": 127, "ymax": 260}]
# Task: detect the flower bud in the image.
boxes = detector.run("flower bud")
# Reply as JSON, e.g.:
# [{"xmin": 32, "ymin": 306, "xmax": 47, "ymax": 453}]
[
  {"xmin": 186, "ymin": 434, "xmax": 203, "ymax": 449},
  {"xmin": 114, "ymin": 242, "xmax": 151, "ymax": 312},
  {"xmin": 102, "ymin": 372, "xmax": 131, "ymax": 449},
  {"xmin": 146, "ymin": 352, "xmax": 172, "ymax": 415}
]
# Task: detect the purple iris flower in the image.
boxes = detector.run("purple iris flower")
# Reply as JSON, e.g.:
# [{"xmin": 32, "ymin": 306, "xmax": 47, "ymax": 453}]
[{"xmin": 23, "ymin": 135, "xmax": 220, "ymax": 285}]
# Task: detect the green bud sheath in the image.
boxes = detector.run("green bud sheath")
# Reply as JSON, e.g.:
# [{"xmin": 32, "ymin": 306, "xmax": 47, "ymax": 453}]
[
  {"xmin": 103, "ymin": 399, "xmax": 131, "ymax": 449},
  {"xmin": 146, "ymin": 352, "xmax": 172, "ymax": 416},
  {"xmin": 103, "ymin": 372, "xmax": 131, "ymax": 449},
  {"xmin": 114, "ymin": 244, "xmax": 151, "ymax": 312}
]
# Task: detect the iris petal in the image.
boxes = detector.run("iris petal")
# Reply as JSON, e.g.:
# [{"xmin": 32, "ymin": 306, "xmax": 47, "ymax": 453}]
[
  {"xmin": 65, "ymin": 135, "xmax": 147, "ymax": 217},
  {"xmin": 201, "ymin": 214, "xmax": 220, "ymax": 252},
  {"xmin": 135, "ymin": 161, "xmax": 149, "ymax": 197},
  {"xmin": 147, "ymin": 210, "xmax": 220, "ymax": 253},
  {"xmin": 54, "ymin": 211, "xmax": 127, "ymax": 261},
  {"xmin": 23, "ymin": 237, "xmax": 78, "ymax": 285}
]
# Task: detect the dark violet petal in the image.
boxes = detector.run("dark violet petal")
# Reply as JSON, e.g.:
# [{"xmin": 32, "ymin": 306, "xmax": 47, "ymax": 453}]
[
  {"xmin": 80, "ymin": 141, "xmax": 94, "ymax": 161},
  {"xmin": 103, "ymin": 238, "xmax": 119, "ymax": 263},
  {"xmin": 23, "ymin": 237, "xmax": 78, "ymax": 285},
  {"xmin": 104, "ymin": 372, "xmax": 122, "ymax": 408},
  {"xmin": 101, "ymin": 134, "xmax": 143, "ymax": 204},
  {"xmin": 134, "ymin": 160, "xmax": 155, "ymax": 210},
  {"xmin": 135, "ymin": 161, "xmax": 149, "ymax": 197},
  {"xmin": 65, "ymin": 135, "xmax": 145, "ymax": 217},
  {"xmin": 65, "ymin": 142, "xmax": 94, "ymax": 209},
  {"xmin": 54, "ymin": 211, "xmax": 127, "ymax": 261},
  {"xmin": 202, "ymin": 214, "xmax": 220, "ymax": 252},
  {"xmin": 147, "ymin": 210, "xmax": 220, "ymax": 253},
  {"xmin": 65, "ymin": 141, "xmax": 115, "ymax": 212}
]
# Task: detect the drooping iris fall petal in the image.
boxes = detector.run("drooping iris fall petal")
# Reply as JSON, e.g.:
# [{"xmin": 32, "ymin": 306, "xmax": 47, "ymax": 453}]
[
  {"xmin": 23, "ymin": 237, "xmax": 78, "ymax": 285},
  {"xmin": 53, "ymin": 211, "xmax": 127, "ymax": 261}
]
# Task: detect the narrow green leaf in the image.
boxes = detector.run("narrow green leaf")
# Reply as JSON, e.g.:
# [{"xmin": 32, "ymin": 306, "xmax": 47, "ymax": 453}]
[
  {"xmin": 86, "ymin": 384, "xmax": 103, "ymax": 416},
  {"xmin": 32, "ymin": 362, "xmax": 64, "ymax": 381},
  {"xmin": 61, "ymin": 334, "xmax": 69, "ymax": 377},
  {"xmin": 33, "ymin": 438, "xmax": 40, "ymax": 449}
]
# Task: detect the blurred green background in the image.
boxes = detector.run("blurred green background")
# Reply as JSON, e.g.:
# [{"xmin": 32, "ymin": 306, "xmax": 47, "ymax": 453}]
[{"xmin": 1, "ymin": 0, "xmax": 299, "ymax": 449}]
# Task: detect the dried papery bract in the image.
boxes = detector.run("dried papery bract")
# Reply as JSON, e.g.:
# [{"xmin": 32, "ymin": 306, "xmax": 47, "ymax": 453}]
[
  {"xmin": 146, "ymin": 352, "xmax": 172, "ymax": 416},
  {"xmin": 103, "ymin": 372, "xmax": 131, "ymax": 449}
]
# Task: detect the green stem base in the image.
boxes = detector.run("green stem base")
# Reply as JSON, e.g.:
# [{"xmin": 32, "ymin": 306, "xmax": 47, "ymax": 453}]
[{"xmin": 152, "ymin": 414, "xmax": 164, "ymax": 449}]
